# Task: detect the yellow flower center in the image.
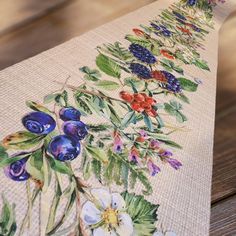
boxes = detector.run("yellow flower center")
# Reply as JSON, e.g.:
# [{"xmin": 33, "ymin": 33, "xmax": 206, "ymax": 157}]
[{"xmin": 102, "ymin": 208, "xmax": 119, "ymax": 226}]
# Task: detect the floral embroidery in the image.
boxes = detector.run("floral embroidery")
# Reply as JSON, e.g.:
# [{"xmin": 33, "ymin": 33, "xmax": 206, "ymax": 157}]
[{"xmin": 0, "ymin": 0, "xmax": 225, "ymax": 235}]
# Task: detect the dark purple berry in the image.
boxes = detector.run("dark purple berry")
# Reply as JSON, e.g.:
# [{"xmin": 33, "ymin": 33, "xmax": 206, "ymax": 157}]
[
  {"xmin": 162, "ymin": 30, "xmax": 172, "ymax": 37},
  {"xmin": 150, "ymin": 23, "xmax": 161, "ymax": 31},
  {"xmin": 59, "ymin": 107, "xmax": 81, "ymax": 121},
  {"xmin": 48, "ymin": 135, "xmax": 81, "ymax": 162},
  {"xmin": 161, "ymin": 71, "xmax": 182, "ymax": 93},
  {"xmin": 63, "ymin": 121, "xmax": 88, "ymax": 141},
  {"xmin": 129, "ymin": 44, "xmax": 156, "ymax": 64},
  {"xmin": 22, "ymin": 111, "xmax": 56, "ymax": 135},
  {"xmin": 4, "ymin": 157, "xmax": 30, "ymax": 181},
  {"xmin": 130, "ymin": 63, "xmax": 151, "ymax": 79},
  {"xmin": 192, "ymin": 25, "xmax": 201, "ymax": 32},
  {"xmin": 172, "ymin": 11, "xmax": 186, "ymax": 21},
  {"xmin": 188, "ymin": 0, "xmax": 197, "ymax": 6}
]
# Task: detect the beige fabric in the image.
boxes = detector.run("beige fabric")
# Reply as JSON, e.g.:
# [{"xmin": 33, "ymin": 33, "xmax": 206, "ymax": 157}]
[{"xmin": 0, "ymin": 1, "xmax": 236, "ymax": 235}]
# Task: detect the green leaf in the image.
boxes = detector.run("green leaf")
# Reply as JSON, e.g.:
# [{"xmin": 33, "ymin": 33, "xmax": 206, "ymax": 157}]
[
  {"xmin": 176, "ymin": 93, "xmax": 190, "ymax": 104},
  {"xmin": 121, "ymin": 111, "xmax": 136, "ymax": 128},
  {"xmin": 42, "ymin": 155, "xmax": 52, "ymax": 193},
  {"xmin": 164, "ymin": 103, "xmax": 177, "ymax": 116},
  {"xmin": 47, "ymin": 156, "xmax": 73, "ymax": 176},
  {"xmin": 121, "ymin": 192, "xmax": 158, "ymax": 236},
  {"xmin": 143, "ymin": 113, "xmax": 153, "ymax": 131},
  {"xmin": 2, "ymin": 131, "xmax": 45, "ymax": 150},
  {"xmin": 0, "ymin": 145, "xmax": 8, "ymax": 159},
  {"xmin": 192, "ymin": 59, "xmax": 210, "ymax": 71},
  {"xmin": 96, "ymin": 54, "xmax": 121, "ymax": 78},
  {"xmin": 25, "ymin": 149, "xmax": 44, "ymax": 181},
  {"xmin": 85, "ymin": 146, "xmax": 109, "ymax": 163},
  {"xmin": 108, "ymin": 105, "xmax": 121, "ymax": 124},
  {"xmin": 124, "ymin": 77, "xmax": 144, "ymax": 89},
  {"xmin": 95, "ymin": 80, "xmax": 120, "ymax": 90},
  {"xmin": 0, "ymin": 195, "xmax": 17, "ymax": 236},
  {"xmin": 178, "ymin": 77, "xmax": 198, "ymax": 92},
  {"xmin": 79, "ymin": 66, "xmax": 101, "ymax": 82},
  {"xmin": 43, "ymin": 94, "xmax": 60, "ymax": 104},
  {"xmin": 0, "ymin": 155, "xmax": 29, "ymax": 168},
  {"xmin": 74, "ymin": 93, "xmax": 92, "ymax": 115},
  {"xmin": 153, "ymin": 135, "xmax": 182, "ymax": 149},
  {"xmin": 26, "ymin": 101, "xmax": 52, "ymax": 114},
  {"xmin": 125, "ymin": 35, "xmax": 151, "ymax": 48}
]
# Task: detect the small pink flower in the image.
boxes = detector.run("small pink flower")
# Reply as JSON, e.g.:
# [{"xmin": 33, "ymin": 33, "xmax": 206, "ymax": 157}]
[
  {"xmin": 147, "ymin": 160, "xmax": 161, "ymax": 176},
  {"xmin": 113, "ymin": 131, "xmax": 123, "ymax": 153},
  {"xmin": 150, "ymin": 139, "xmax": 161, "ymax": 149}
]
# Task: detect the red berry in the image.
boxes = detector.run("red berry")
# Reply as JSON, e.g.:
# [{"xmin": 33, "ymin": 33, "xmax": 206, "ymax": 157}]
[
  {"xmin": 140, "ymin": 102, "xmax": 152, "ymax": 112},
  {"xmin": 133, "ymin": 28, "xmax": 145, "ymax": 37},
  {"xmin": 146, "ymin": 109, "xmax": 157, "ymax": 117},
  {"xmin": 151, "ymin": 70, "xmax": 167, "ymax": 82},
  {"xmin": 131, "ymin": 102, "xmax": 144, "ymax": 112},
  {"xmin": 145, "ymin": 97, "xmax": 156, "ymax": 106},
  {"xmin": 133, "ymin": 93, "xmax": 145, "ymax": 102},
  {"xmin": 119, "ymin": 91, "xmax": 134, "ymax": 103}
]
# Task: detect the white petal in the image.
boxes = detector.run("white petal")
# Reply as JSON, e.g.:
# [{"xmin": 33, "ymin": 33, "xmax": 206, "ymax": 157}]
[
  {"xmin": 165, "ymin": 232, "xmax": 177, "ymax": 236},
  {"xmin": 153, "ymin": 232, "xmax": 164, "ymax": 236},
  {"xmin": 81, "ymin": 201, "xmax": 101, "ymax": 225},
  {"xmin": 116, "ymin": 213, "xmax": 134, "ymax": 236},
  {"xmin": 93, "ymin": 227, "xmax": 116, "ymax": 236},
  {"xmin": 91, "ymin": 188, "xmax": 112, "ymax": 210},
  {"xmin": 111, "ymin": 193, "xmax": 126, "ymax": 210}
]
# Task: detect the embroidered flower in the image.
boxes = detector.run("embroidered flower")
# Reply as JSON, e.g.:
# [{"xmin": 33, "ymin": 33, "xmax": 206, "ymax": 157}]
[
  {"xmin": 159, "ymin": 149, "xmax": 173, "ymax": 158},
  {"xmin": 147, "ymin": 160, "xmax": 161, "ymax": 176},
  {"xmin": 113, "ymin": 131, "xmax": 123, "ymax": 153},
  {"xmin": 166, "ymin": 158, "xmax": 182, "ymax": 170},
  {"xmin": 128, "ymin": 147, "xmax": 140, "ymax": 164},
  {"xmin": 150, "ymin": 139, "xmax": 161, "ymax": 149},
  {"xmin": 81, "ymin": 188, "xmax": 134, "ymax": 236}
]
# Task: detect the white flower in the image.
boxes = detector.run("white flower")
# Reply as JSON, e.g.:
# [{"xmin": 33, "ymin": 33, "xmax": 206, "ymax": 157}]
[
  {"xmin": 81, "ymin": 188, "xmax": 134, "ymax": 236},
  {"xmin": 153, "ymin": 231, "xmax": 176, "ymax": 236}
]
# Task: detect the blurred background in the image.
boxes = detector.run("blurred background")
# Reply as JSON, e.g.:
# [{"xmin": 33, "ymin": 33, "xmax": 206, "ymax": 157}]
[{"xmin": 0, "ymin": 0, "xmax": 235, "ymax": 235}]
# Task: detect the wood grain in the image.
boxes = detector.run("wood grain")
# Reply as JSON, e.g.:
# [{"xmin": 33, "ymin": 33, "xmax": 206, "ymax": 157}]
[
  {"xmin": 0, "ymin": 0, "xmax": 154, "ymax": 70},
  {"xmin": 211, "ymin": 12, "xmax": 236, "ymax": 203},
  {"xmin": 210, "ymin": 195, "xmax": 236, "ymax": 236},
  {"xmin": 0, "ymin": 0, "xmax": 70, "ymax": 36}
]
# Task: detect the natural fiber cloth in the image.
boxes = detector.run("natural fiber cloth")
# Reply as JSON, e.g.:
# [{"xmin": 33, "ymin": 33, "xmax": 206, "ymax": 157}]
[{"xmin": 0, "ymin": 1, "xmax": 236, "ymax": 236}]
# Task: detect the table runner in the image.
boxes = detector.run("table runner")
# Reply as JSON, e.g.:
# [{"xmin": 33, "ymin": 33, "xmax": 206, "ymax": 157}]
[{"xmin": 0, "ymin": 0, "xmax": 235, "ymax": 235}]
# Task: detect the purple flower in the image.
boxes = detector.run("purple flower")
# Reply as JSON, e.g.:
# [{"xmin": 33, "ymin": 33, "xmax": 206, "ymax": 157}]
[
  {"xmin": 147, "ymin": 160, "xmax": 161, "ymax": 176},
  {"xmin": 113, "ymin": 136, "xmax": 123, "ymax": 153},
  {"xmin": 150, "ymin": 139, "xmax": 160, "ymax": 149},
  {"xmin": 139, "ymin": 130, "xmax": 148, "ymax": 138},
  {"xmin": 166, "ymin": 158, "xmax": 182, "ymax": 170},
  {"xmin": 159, "ymin": 150, "xmax": 173, "ymax": 157},
  {"xmin": 128, "ymin": 147, "xmax": 140, "ymax": 164}
]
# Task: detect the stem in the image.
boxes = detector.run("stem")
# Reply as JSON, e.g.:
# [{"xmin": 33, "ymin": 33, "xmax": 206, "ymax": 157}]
[
  {"xmin": 54, "ymin": 81, "xmax": 124, "ymax": 103},
  {"xmin": 19, "ymin": 187, "xmax": 40, "ymax": 236}
]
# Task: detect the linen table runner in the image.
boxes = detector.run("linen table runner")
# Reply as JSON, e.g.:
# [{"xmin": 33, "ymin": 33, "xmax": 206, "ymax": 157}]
[{"xmin": 0, "ymin": 0, "xmax": 235, "ymax": 235}]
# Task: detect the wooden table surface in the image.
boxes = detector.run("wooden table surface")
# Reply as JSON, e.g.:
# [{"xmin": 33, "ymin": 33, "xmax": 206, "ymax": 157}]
[{"xmin": 0, "ymin": 1, "xmax": 235, "ymax": 235}]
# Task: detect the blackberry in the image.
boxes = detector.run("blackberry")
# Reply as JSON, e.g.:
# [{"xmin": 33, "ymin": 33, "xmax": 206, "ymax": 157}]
[
  {"xmin": 129, "ymin": 44, "xmax": 156, "ymax": 64},
  {"xmin": 162, "ymin": 30, "xmax": 172, "ymax": 37},
  {"xmin": 172, "ymin": 11, "xmax": 186, "ymax": 21},
  {"xmin": 187, "ymin": 0, "xmax": 197, "ymax": 6},
  {"xmin": 150, "ymin": 23, "xmax": 161, "ymax": 31},
  {"xmin": 161, "ymin": 71, "xmax": 182, "ymax": 93},
  {"xmin": 176, "ymin": 18, "xmax": 186, "ymax": 25},
  {"xmin": 130, "ymin": 63, "xmax": 151, "ymax": 79},
  {"xmin": 192, "ymin": 25, "xmax": 201, "ymax": 32}
]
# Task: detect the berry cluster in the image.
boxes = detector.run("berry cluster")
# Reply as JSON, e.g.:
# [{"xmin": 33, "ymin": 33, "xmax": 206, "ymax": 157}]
[
  {"xmin": 5, "ymin": 107, "xmax": 88, "ymax": 181},
  {"xmin": 48, "ymin": 107, "xmax": 88, "ymax": 162},
  {"xmin": 120, "ymin": 91, "xmax": 157, "ymax": 117},
  {"xmin": 129, "ymin": 43, "xmax": 157, "ymax": 64},
  {"xmin": 172, "ymin": 11, "xmax": 187, "ymax": 21},
  {"xmin": 161, "ymin": 71, "xmax": 182, "ymax": 93},
  {"xmin": 150, "ymin": 23, "xmax": 172, "ymax": 37},
  {"xmin": 130, "ymin": 63, "xmax": 152, "ymax": 79}
]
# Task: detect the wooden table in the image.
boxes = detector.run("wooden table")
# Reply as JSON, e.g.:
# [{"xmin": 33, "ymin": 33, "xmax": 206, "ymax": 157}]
[{"xmin": 0, "ymin": 1, "xmax": 235, "ymax": 235}]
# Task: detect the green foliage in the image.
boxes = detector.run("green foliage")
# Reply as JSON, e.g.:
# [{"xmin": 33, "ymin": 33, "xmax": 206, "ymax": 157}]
[
  {"xmin": 79, "ymin": 66, "xmax": 101, "ymax": 82},
  {"xmin": 2, "ymin": 131, "xmax": 45, "ymax": 150},
  {"xmin": 95, "ymin": 80, "xmax": 120, "ymax": 90},
  {"xmin": 178, "ymin": 77, "xmax": 198, "ymax": 92},
  {"xmin": 121, "ymin": 191, "xmax": 159, "ymax": 236},
  {"xmin": 26, "ymin": 101, "xmax": 52, "ymax": 114},
  {"xmin": 96, "ymin": 54, "xmax": 121, "ymax": 78},
  {"xmin": 85, "ymin": 146, "xmax": 109, "ymax": 163},
  {"xmin": 160, "ymin": 59, "xmax": 184, "ymax": 74},
  {"xmin": 121, "ymin": 111, "xmax": 137, "ymax": 128},
  {"xmin": 164, "ymin": 100, "xmax": 187, "ymax": 123},
  {"xmin": 192, "ymin": 59, "xmax": 210, "ymax": 71},
  {"xmin": 0, "ymin": 196, "xmax": 17, "ymax": 236}
]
